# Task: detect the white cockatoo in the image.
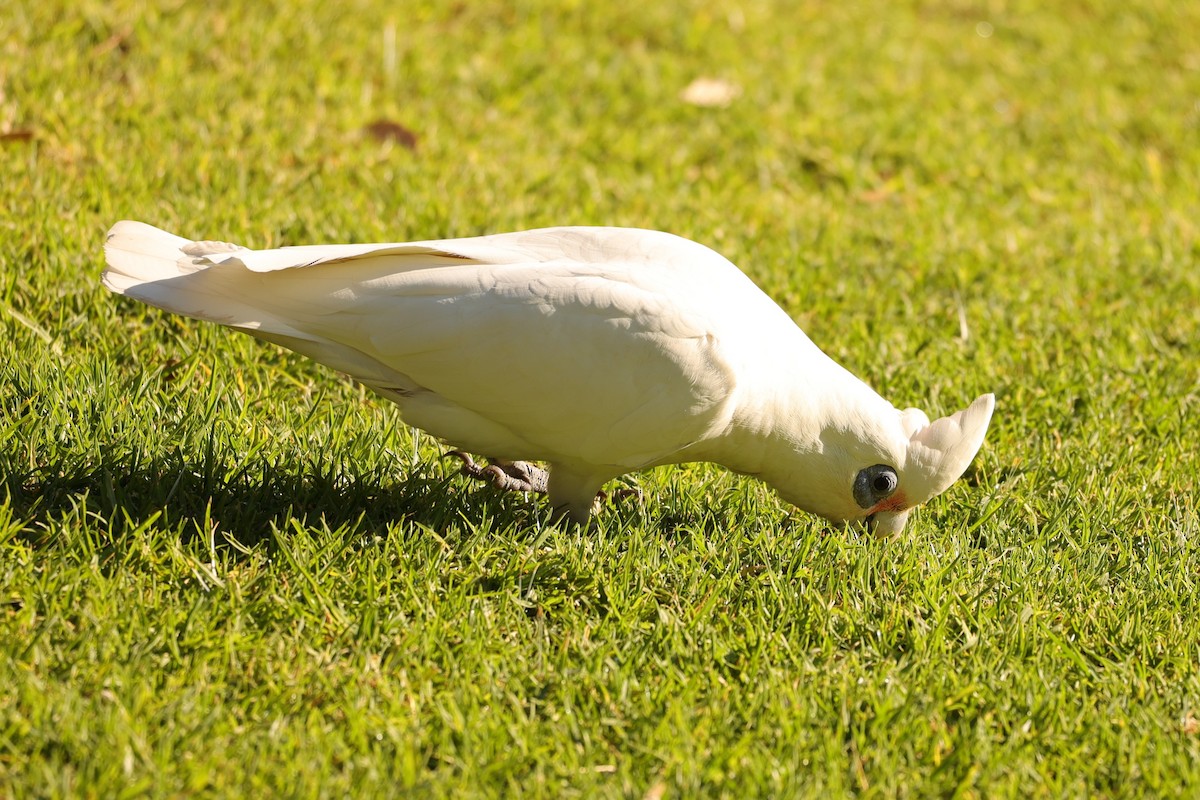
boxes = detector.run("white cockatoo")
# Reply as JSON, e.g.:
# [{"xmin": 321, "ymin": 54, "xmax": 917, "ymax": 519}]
[{"xmin": 102, "ymin": 221, "xmax": 994, "ymax": 534}]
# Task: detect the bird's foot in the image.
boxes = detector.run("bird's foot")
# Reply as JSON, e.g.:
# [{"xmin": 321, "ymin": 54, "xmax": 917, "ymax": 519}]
[{"xmin": 445, "ymin": 451, "xmax": 550, "ymax": 494}]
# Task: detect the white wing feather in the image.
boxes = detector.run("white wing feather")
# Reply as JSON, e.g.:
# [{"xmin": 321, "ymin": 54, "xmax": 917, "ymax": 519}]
[{"xmin": 103, "ymin": 222, "xmax": 770, "ymax": 470}]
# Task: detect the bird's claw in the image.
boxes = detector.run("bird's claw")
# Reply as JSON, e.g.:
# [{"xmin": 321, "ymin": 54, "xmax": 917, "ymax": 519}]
[
  {"xmin": 445, "ymin": 451, "xmax": 640, "ymax": 511},
  {"xmin": 445, "ymin": 451, "xmax": 550, "ymax": 494}
]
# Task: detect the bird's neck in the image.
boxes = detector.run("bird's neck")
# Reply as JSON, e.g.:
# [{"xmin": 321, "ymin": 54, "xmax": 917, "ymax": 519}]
[{"xmin": 699, "ymin": 342, "xmax": 896, "ymax": 497}]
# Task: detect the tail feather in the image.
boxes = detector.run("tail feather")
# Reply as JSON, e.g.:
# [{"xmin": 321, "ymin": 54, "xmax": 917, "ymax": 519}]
[
  {"xmin": 102, "ymin": 220, "xmax": 421, "ymax": 388},
  {"xmin": 101, "ymin": 221, "xmax": 308, "ymax": 340},
  {"xmin": 102, "ymin": 221, "xmax": 198, "ymax": 292}
]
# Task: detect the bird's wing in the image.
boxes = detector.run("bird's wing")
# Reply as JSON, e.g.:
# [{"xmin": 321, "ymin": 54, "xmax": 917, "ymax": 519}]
[
  {"xmin": 184, "ymin": 225, "xmax": 724, "ymax": 275},
  {"xmin": 105, "ymin": 223, "xmax": 754, "ymax": 468},
  {"xmin": 255, "ymin": 230, "xmax": 748, "ymax": 468}
]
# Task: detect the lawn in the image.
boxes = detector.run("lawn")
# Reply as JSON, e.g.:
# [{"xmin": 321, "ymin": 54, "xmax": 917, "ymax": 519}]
[{"xmin": 3, "ymin": 0, "xmax": 1199, "ymax": 796}]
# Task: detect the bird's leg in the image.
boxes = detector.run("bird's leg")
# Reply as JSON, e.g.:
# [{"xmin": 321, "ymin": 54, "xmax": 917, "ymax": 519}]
[
  {"xmin": 445, "ymin": 451, "xmax": 550, "ymax": 494},
  {"xmin": 447, "ymin": 453, "xmax": 639, "ymax": 519}
]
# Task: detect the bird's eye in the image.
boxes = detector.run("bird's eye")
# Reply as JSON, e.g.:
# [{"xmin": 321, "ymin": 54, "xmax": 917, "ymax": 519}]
[{"xmin": 854, "ymin": 464, "xmax": 899, "ymax": 509}]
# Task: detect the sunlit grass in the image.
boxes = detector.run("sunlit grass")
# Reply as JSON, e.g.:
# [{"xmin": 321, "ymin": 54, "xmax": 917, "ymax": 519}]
[{"xmin": 2, "ymin": 0, "xmax": 1199, "ymax": 796}]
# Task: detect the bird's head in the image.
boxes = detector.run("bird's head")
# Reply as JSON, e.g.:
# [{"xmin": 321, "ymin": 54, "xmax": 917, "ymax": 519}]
[{"xmin": 778, "ymin": 393, "xmax": 995, "ymax": 536}]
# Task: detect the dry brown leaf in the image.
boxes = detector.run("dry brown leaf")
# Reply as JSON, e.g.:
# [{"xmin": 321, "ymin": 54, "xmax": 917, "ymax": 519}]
[
  {"xmin": 0, "ymin": 129, "xmax": 34, "ymax": 144},
  {"xmin": 363, "ymin": 119, "xmax": 418, "ymax": 151},
  {"xmin": 680, "ymin": 77, "xmax": 740, "ymax": 108}
]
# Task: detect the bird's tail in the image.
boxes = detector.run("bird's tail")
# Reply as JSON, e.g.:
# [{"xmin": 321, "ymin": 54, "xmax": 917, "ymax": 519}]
[
  {"xmin": 102, "ymin": 220, "xmax": 306, "ymax": 337},
  {"xmin": 102, "ymin": 220, "xmax": 422, "ymax": 389},
  {"xmin": 102, "ymin": 221, "xmax": 202, "ymax": 294}
]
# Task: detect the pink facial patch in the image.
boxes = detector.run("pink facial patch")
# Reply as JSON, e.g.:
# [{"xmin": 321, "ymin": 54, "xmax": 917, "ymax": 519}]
[{"xmin": 870, "ymin": 491, "xmax": 909, "ymax": 514}]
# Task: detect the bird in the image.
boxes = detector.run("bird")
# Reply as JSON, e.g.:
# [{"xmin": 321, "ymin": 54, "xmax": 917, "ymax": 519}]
[{"xmin": 102, "ymin": 220, "xmax": 995, "ymax": 534}]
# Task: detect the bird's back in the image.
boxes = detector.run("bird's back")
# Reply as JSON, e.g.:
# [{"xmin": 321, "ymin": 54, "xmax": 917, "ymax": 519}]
[{"xmin": 103, "ymin": 222, "xmax": 795, "ymax": 469}]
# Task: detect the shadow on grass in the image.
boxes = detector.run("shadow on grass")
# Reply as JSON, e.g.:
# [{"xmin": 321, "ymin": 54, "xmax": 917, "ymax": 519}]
[
  {"xmin": 2, "ymin": 444, "xmax": 641, "ymax": 625},
  {"xmin": 2, "ymin": 444, "xmax": 544, "ymax": 552}
]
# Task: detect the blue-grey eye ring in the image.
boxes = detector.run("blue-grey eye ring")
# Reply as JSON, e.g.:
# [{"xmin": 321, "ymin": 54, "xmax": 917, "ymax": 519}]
[{"xmin": 854, "ymin": 464, "xmax": 898, "ymax": 509}]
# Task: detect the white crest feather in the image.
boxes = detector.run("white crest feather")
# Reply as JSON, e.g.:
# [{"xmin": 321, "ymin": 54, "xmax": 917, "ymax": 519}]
[{"xmin": 903, "ymin": 394, "xmax": 996, "ymax": 507}]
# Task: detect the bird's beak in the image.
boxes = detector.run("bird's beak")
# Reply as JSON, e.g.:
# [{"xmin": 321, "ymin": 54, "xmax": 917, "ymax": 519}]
[{"xmin": 864, "ymin": 509, "xmax": 910, "ymax": 538}]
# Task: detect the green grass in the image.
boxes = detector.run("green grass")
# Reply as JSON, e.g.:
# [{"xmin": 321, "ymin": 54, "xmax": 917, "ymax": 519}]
[{"xmin": 3, "ymin": 0, "xmax": 1200, "ymax": 796}]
